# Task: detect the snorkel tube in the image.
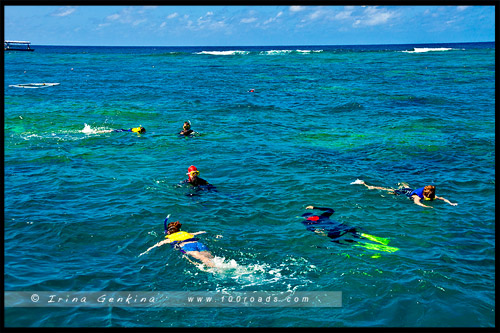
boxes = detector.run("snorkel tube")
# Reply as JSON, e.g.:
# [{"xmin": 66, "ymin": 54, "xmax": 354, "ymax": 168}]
[{"xmin": 164, "ymin": 214, "xmax": 171, "ymax": 235}]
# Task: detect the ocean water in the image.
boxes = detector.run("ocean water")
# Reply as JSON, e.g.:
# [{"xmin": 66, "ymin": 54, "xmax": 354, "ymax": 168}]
[{"xmin": 4, "ymin": 42, "xmax": 495, "ymax": 327}]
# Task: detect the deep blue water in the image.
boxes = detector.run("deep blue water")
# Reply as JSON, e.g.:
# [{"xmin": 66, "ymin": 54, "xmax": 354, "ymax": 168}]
[{"xmin": 4, "ymin": 42, "xmax": 495, "ymax": 327}]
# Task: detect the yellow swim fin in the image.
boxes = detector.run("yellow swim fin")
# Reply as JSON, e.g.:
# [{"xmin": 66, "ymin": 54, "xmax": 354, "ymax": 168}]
[
  {"xmin": 354, "ymin": 242, "xmax": 399, "ymax": 253},
  {"xmin": 360, "ymin": 233, "xmax": 390, "ymax": 245}
]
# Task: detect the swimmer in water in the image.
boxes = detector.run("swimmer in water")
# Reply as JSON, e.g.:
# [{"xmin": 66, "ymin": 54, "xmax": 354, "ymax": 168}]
[
  {"xmin": 183, "ymin": 165, "xmax": 211, "ymax": 187},
  {"xmin": 301, "ymin": 206, "xmax": 398, "ymax": 251},
  {"xmin": 179, "ymin": 121, "xmax": 195, "ymax": 136},
  {"xmin": 140, "ymin": 220, "xmax": 215, "ymax": 267},
  {"xmin": 302, "ymin": 206, "xmax": 363, "ymax": 244},
  {"xmin": 356, "ymin": 180, "xmax": 457, "ymax": 208},
  {"xmin": 113, "ymin": 126, "xmax": 146, "ymax": 134}
]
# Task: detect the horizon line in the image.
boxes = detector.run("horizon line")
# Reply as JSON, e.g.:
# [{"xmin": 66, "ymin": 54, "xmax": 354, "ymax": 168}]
[{"xmin": 17, "ymin": 41, "xmax": 495, "ymax": 48}]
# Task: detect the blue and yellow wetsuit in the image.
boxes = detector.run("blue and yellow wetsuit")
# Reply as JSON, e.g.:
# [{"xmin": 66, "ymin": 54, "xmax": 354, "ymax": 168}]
[
  {"xmin": 114, "ymin": 127, "xmax": 145, "ymax": 133},
  {"xmin": 394, "ymin": 187, "xmax": 433, "ymax": 200},
  {"xmin": 166, "ymin": 231, "xmax": 209, "ymax": 253}
]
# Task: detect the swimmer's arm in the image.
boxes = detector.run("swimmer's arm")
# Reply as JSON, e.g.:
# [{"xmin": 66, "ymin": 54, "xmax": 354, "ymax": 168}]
[
  {"xmin": 435, "ymin": 196, "xmax": 458, "ymax": 206},
  {"xmin": 139, "ymin": 239, "xmax": 171, "ymax": 257},
  {"xmin": 305, "ymin": 206, "xmax": 334, "ymax": 217},
  {"xmin": 314, "ymin": 229, "xmax": 328, "ymax": 237},
  {"xmin": 190, "ymin": 231, "xmax": 207, "ymax": 236},
  {"xmin": 412, "ymin": 196, "xmax": 433, "ymax": 208}
]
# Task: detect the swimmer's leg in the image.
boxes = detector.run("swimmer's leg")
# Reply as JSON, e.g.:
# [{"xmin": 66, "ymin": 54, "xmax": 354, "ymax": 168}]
[
  {"xmin": 185, "ymin": 251, "xmax": 215, "ymax": 267},
  {"xmin": 361, "ymin": 181, "xmax": 394, "ymax": 192}
]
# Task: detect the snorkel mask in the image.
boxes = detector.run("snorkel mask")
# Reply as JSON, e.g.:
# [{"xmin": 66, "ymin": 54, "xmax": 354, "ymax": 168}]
[
  {"xmin": 187, "ymin": 165, "xmax": 200, "ymax": 181},
  {"xmin": 423, "ymin": 186, "xmax": 436, "ymax": 201}
]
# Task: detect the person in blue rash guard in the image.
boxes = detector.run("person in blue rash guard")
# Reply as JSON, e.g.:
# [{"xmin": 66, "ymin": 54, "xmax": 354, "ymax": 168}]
[{"xmin": 357, "ymin": 180, "xmax": 457, "ymax": 208}]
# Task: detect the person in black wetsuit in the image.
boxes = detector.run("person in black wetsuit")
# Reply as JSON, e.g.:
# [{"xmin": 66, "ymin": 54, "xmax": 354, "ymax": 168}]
[
  {"xmin": 301, "ymin": 206, "xmax": 399, "ymax": 252},
  {"xmin": 183, "ymin": 165, "xmax": 210, "ymax": 186},
  {"xmin": 180, "ymin": 165, "xmax": 217, "ymax": 194},
  {"xmin": 179, "ymin": 122, "xmax": 195, "ymax": 136},
  {"xmin": 301, "ymin": 206, "xmax": 361, "ymax": 244}
]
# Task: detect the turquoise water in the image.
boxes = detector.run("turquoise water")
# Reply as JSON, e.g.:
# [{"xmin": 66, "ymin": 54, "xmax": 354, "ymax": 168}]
[{"xmin": 4, "ymin": 43, "xmax": 495, "ymax": 327}]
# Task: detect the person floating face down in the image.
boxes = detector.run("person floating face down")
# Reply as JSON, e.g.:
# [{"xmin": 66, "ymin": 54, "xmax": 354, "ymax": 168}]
[
  {"xmin": 114, "ymin": 126, "xmax": 146, "ymax": 134},
  {"xmin": 140, "ymin": 220, "xmax": 215, "ymax": 267},
  {"xmin": 301, "ymin": 206, "xmax": 360, "ymax": 244},
  {"xmin": 357, "ymin": 181, "xmax": 457, "ymax": 208},
  {"xmin": 301, "ymin": 206, "xmax": 398, "ymax": 252}
]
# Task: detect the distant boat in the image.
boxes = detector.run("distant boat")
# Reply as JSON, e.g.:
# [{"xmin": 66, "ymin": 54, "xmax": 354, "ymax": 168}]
[
  {"xmin": 9, "ymin": 83, "xmax": 59, "ymax": 89},
  {"xmin": 4, "ymin": 40, "xmax": 35, "ymax": 52}
]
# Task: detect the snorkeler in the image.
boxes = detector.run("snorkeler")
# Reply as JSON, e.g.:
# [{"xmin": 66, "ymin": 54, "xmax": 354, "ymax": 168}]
[
  {"xmin": 353, "ymin": 180, "xmax": 457, "ymax": 208},
  {"xmin": 140, "ymin": 219, "xmax": 215, "ymax": 267},
  {"xmin": 113, "ymin": 126, "xmax": 146, "ymax": 134},
  {"xmin": 179, "ymin": 121, "xmax": 196, "ymax": 136},
  {"xmin": 183, "ymin": 165, "xmax": 211, "ymax": 187},
  {"xmin": 301, "ymin": 206, "xmax": 398, "ymax": 252},
  {"xmin": 302, "ymin": 206, "xmax": 360, "ymax": 243}
]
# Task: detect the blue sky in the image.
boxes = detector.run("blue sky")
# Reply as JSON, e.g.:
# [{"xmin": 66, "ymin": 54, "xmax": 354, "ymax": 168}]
[{"xmin": 3, "ymin": 5, "xmax": 495, "ymax": 46}]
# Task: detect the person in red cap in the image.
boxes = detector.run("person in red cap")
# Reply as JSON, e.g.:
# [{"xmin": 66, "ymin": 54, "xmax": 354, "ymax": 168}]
[{"xmin": 184, "ymin": 165, "xmax": 210, "ymax": 187}]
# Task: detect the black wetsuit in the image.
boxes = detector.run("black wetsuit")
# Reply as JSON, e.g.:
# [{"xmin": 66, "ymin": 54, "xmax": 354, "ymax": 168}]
[
  {"xmin": 301, "ymin": 207, "xmax": 362, "ymax": 243},
  {"xmin": 181, "ymin": 177, "xmax": 217, "ymax": 196},
  {"xmin": 179, "ymin": 129, "xmax": 194, "ymax": 136},
  {"xmin": 184, "ymin": 177, "xmax": 209, "ymax": 186}
]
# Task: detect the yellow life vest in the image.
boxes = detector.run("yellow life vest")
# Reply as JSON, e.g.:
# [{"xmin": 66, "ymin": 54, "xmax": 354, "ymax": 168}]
[
  {"xmin": 166, "ymin": 231, "xmax": 194, "ymax": 242},
  {"xmin": 131, "ymin": 127, "xmax": 142, "ymax": 133}
]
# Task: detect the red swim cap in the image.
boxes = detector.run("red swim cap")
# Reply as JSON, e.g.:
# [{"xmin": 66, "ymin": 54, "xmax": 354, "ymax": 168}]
[
  {"xmin": 307, "ymin": 216, "xmax": 320, "ymax": 221},
  {"xmin": 187, "ymin": 165, "xmax": 199, "ymax": 181}
]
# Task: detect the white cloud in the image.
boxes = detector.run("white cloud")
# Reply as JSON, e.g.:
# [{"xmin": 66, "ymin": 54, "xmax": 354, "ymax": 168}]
[
  {"xmin": 97, "ymin": 23, "xmax": 111, "ymax": 29},
  {"xmin": 133, "ymin": 19, "xmax": 147, "ymax": 26},
  {"xmin": 290, "ymin": 6, "xmax": 306, "ymax": 13},
  {"xmin": 457, "ymin": 6, "xmax": 469, "ymax": 12},
  {"xmin": 107, "ymin": 14, "xmax": 120, "ymax": 21},
  {"xmin": 335, "ymin": 8, "xmax": 354, "ymax": 20},
  {"xmin": 167, "ymin": 13, "xmax": 178, "ymax": 19},
  {"xmin": 102, "ymin": 7, "xmax": 150, "ymax": 27},
  {"xmin": 241, "ymin": 17, "xmax": 257, "ymax": 24},
  {"xmin": 353, "ymin": 6, "xmax": 398, "ymax": 27},
  {"xmin": 263, "ymin": 11, "xmax": 283, "ymax": 25},
  {"xmin": 52, "ymin": 6, "xmax": 76, "ymax": 17},
  {"xmin": 308, "ymin": 9, "xmax": 324, "ymax": 21}
]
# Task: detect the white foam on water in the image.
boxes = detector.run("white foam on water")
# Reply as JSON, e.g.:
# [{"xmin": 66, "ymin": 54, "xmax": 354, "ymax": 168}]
[
  {"xmin": 194, "ymin": 255, "xmax": 317, "ymax": 290},
  {"xmin": 196, "ymin": 50, "xmax": 250, "ymax": 56},
  {"xmin": 82, "ymin": 123, "xmax": 112, "ymax": 134},
  {"xmin": 402, "ymin": 47, "xmax": 455, "ymax": 53}
]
